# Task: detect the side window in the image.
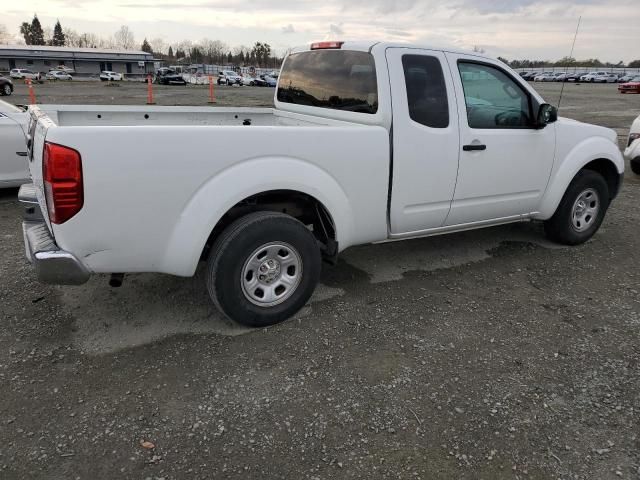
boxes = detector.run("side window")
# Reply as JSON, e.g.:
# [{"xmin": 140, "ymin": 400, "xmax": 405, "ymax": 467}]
[
  {"xmin": 402, "ymin": 55, "xmax": 449, "ymax": 128},
  {"xmin": 458, "ymin": 62, "xmax": 532, "ymax": 129}
]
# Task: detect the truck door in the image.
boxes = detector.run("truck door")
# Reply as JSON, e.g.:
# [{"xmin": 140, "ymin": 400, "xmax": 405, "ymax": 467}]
[
  {"xmin": 386, "ymin": 48, "xmax": 460, "ymax": 234},
  {"xmin": 443, "ymin": 54, "xmax": 556, "ymax": 226}
]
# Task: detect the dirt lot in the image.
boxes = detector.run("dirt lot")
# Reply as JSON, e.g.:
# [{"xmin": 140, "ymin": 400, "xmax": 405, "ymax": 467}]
[{"xmin": 1, "ymin": 81, "xmax": 639, "ymax": 480}]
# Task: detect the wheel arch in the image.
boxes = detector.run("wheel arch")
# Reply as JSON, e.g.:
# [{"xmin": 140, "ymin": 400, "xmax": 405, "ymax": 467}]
[
  {"xmin": 159, "ymin": 157, "xmax": 354, "ymax": 277},
  {"xmin": 536, "ymin": 138, "xmax": 624, "ymax": 220}
]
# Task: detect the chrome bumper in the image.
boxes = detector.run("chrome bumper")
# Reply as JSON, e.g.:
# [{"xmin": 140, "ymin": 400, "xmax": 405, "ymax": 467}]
[{"xmin": 19, "ymin": 184, "xmax": 90, "ymax": 285}]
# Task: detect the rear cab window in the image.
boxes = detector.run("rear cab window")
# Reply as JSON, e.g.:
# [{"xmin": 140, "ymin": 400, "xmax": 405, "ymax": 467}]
[
  {"xmin": 402, "ymin": 55, "xmax": 449, "ymax": 128},
  {"xmin": 277, "ymin": 50, "xmax": 378, "ymax": 114}
]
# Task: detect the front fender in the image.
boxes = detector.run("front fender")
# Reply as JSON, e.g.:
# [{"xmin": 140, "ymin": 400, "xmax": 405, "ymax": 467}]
[
  {"xmin": 160, "ymin": 156, "xmax": 354, "ymax": 277},
  {"xmin": 535, "ymin": 136, "xmax": 624, "ymax": 220}
]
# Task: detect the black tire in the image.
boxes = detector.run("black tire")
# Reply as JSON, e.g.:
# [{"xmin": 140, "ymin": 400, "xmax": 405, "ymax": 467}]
[
  {"xmin": 206, "ymin": 212, "xmax": 322, "ymax": 327},
  {"xmin": 544, "ymin": 170, "xmax": 610, "ymax": 245},
  {"xmin": 631, "ymin": 158, "xmax": 640, "ymax": 175}
]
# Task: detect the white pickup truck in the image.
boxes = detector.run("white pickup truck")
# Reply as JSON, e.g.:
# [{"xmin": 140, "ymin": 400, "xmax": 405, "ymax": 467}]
[{"xmin": 21, "ymin": 41, "xmax": 624, "ymax": 327}]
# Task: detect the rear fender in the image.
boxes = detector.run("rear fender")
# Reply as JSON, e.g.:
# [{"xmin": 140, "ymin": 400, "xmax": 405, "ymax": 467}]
[{"xmin": 161, "ymin": 156, "xmax": 353, "ymax": 276}]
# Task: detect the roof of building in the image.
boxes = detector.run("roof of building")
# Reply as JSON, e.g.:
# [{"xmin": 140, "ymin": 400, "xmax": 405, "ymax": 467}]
[{"xmin": 0, "ymin": 44, "xmax": 151, "ymax": 56}]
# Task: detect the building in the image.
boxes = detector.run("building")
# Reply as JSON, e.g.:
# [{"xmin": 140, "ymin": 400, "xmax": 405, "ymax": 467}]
[{"xmin": 0, "ymin": 45, "xmax": 155, "ymax": 79}]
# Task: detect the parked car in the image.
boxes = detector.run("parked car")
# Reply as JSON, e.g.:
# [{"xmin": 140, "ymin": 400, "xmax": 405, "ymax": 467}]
[
  {"xmin": 521, "ymin": 72, "xmax": 539, "ymax": 80},
  {"xmin": 20, "ymin": 40, "xmax": 624, "ymax": 327},
  {"xmin": 218, "ymin": 70, "xmax": 242, "ymax": 85},
  {"xmin": 241, "ymin": 75, "xmax": 266, "ymax": 87},
  {"xmin": 563, "ymin": 72, "xmax": 585, "ymax": 82},
  {"xmin": 155, "ymin": 68, "xmax": 187, "ymax": 85},
  {"xmin": 45, "ymin": 70, "xmax": 73, "ymax": 81},
  {"xmin": 624, "ymin": 114, "xmax": 640, "ymax": 174},
  {"xmin": 618, "ymin": 76, "xmax": 640, "ymax": 94},
  {"xmin": 99, "ymin": 71, "xmax": 123, "ymax": 81},
  {"xmin": 0, "ymin": 75, "xmax": 13, "ymax": 96},
  {"xmin": 53, "ymin": 65, "xmax": 75, "ymax": 74},
  {"xmin": 260, "ymin": 74, "xmax": 277, "ymax": 87},
  {"xmin": 268, "ymin": 70, "xmax": 280, "ymax": 79},
  {"xmin": 593, "ymin": 73, "xmax": 619, "ymax": 83},
  {"xmin": 580, "ymin": 71, "xmax": 607, "ymax": 82},
  {"xmin": 0, "ymin": 99, "xmax": 28, "ymax": 188},
  {"xmin": 618, "ymin": 74, "xmax": 636, "ymax": 83},
  {"xmin": 9, "ymin": 69, "xmax": 42, "ymax": 81},
  {"xmin": 533, "ymin": 72, "xmax": 555, "ymax": 81}
]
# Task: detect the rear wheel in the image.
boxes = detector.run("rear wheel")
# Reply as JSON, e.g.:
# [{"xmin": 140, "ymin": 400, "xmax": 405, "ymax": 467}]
[
  {"xmin": 206, "ymin": 212, "xmax": 322, "ymax": 327},
  {"xmin": 631, "ymin": 158, "xmax": 640, "ymax": 175},
  {"xmin": 544, "ymin": 170, "xmax": 609, "ymax": 245}
]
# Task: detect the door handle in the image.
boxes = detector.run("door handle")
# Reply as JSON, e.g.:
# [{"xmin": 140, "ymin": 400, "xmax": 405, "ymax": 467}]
[
  {"xmin": 16, "ymin": 151, "xmax": 28, "ymax": 157},
  {"xmin": 463, "ymin": 144, "xmax": 487, "ymax": 151}
]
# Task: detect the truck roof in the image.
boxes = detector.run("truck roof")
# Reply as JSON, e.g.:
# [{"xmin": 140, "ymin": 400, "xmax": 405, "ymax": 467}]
[{"xmin": 290, "ymin": 41, "xmax": 490, "ymax": 60}]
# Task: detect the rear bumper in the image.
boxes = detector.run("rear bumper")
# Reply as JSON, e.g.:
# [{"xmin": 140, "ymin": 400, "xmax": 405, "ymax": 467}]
[{"xmin": 19, "ymin": 184, "xmax": 90, "ymax": 285}]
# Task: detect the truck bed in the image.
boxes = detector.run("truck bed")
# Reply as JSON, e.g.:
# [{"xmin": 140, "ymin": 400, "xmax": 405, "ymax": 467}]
[
  {"xmin": 37, "ymin": 105, "xmax": 351, "ymax": 128},
  {"xmin": 27, "ymin": 104, "xmax": 391, "ymax": 277}
]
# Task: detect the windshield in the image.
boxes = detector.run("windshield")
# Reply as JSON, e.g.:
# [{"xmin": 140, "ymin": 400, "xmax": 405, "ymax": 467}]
[{"xmin": 277, "ymin": 49, "xmax": 378, "ymax": 114}]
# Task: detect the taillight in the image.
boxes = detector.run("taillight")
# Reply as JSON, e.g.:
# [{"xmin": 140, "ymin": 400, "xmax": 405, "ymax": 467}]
[
  {"xmin": 310, "ymin": 41, "xmax": 344, "ymax": 50},
  {"xmin": 629, "ymin": 133, "xmax": 640, "ymax": 147},
  {"xmin": 43, "ymin": 142, "xmax": 83, "ymax": 224}
]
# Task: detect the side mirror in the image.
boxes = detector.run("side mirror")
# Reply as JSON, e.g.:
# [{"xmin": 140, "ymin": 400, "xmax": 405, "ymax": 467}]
[{"xmin": 536, "ymin": 103, "xmax": 558, "ymax": 128}]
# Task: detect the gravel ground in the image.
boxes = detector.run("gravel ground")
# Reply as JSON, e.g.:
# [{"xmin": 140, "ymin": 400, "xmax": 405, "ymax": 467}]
[{"xmin": 0, "ymin": 81, "xmax": 639, "ymax": 480}]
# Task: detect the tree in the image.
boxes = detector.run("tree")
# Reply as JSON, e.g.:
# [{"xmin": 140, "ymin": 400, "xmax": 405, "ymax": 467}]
[
  {"xmin": 251, "ymin": 42, "xmax": 272, "ymax": 67},
  {"xmin": 20, "ymin": 22, "xmax": 32, "ymax": 44},
  {"xmin": 168, "ymin": 46, "xmax": 174, "ymax": 58},
  {"xmin": 141, "ymin": 38, "xmax": 153, "ymax": 53},
  {"xmin": 30, "ymin": 15, "xmax": 45, "ymax": 45},
  {"xmin": 227, "ymin": 51, "xmax": 233, "ymax": 63},
  {"xmin": 52, "ymin": 20, "xmax": 65, "ymax": 46},
  {"xmin": 629, "ymin": 60, "xmax": 640, "ymax": 68},
  {"xmin": 0, "ymin": 24, "xmax": 12, "ymax": 44},
  {"xmin": 113, "ymin": 25, "xmax": 135, "ymax": 49}
]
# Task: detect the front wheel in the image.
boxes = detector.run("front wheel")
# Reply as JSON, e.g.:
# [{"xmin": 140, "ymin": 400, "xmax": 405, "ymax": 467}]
[
  {"xmin": 544, "ymin": 170, "xmax": 609, "ymax": 245},
  {"xmin": 206, "ymin": 212, "xmax": 322, "ymax": 327},
  {"xmin": 1, "ymin": 84, "xmax": 11, "ymax": 96},
  {"xmin": 631, "ymin": 158, "xmax": 640, "ymax": 175}
]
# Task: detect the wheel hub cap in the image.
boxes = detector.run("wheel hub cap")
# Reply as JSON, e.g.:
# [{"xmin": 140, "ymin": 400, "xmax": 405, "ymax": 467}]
[
  {"xmin": 571, "ymin": 188, "xmax": 599, "ymax": 233},
  {"xmin": 241, "ymin": 242, "xmax": 303, "ymax": 307}
]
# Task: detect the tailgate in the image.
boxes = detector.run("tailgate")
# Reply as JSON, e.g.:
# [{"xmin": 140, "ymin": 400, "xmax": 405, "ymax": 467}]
[{"xmin": 26, "ymin": 106, "xmax": 55, "ymax": 231}]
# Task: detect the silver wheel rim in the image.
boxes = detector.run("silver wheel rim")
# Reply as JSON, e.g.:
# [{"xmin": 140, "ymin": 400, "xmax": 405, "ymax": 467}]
[
  {"xmin": 241, "ymin": 242, "xmax": 303, "ymax": 307},
  {"xmin": 3, "ymin": 85, "xmax": 9, "ymax": 95},
  {"xmin": 571, "ymin": 188, "xmax": 599, "ymax": 232}
]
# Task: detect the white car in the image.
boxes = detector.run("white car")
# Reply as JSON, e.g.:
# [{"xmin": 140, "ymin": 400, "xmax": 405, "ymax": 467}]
[
  {"xmin": 533, "ymin": 72, "xmax": 555, "ymax": 82},
  {"xmin": 9, "ymin": 69, "xmax": 42, "ymax": 81},
  {"xmin": 625, "ymin": 114, "xmax": 640, "ymax": 174},
  {"xmin": 593, "ymin": 73, "xmax": 618, "ymax": 83},
  {"xmin": 99, "ymin": 71, "xmax": 123, "ymax": 81},
  {"xmin": 580, "ymin": 71, "xmax": 607, "ymax": 82},
  {"xmin": 46, "ymin": 70, "xmax": 73, "ymax": 81},
  {"xmin": 55, "ymin": 65, "xmax": 75, "ymax": 74},
  {"xmin": 20, "ymin": 40, "xmax": 624, "ymax": 328},
  {"xmin": 241, "ymin": 74, "xmax": 253, "ymax": 86},
  {"xmin": 218, "ymin": 70, "xmax": 242, "ymax": 85},
  {"xmin": 0, "ymin": 100, "xmax": 28, "ymax": 188}
]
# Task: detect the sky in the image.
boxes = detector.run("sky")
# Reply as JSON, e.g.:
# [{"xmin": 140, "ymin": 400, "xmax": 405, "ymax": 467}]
[{"xmin": 3, "ymin": 0, "xmax": 640, "ymax": 62}]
